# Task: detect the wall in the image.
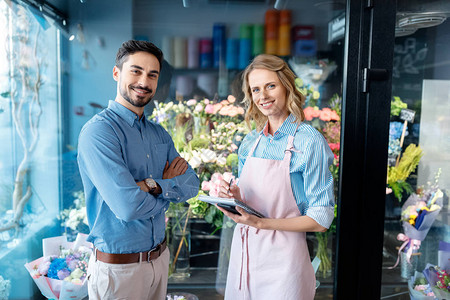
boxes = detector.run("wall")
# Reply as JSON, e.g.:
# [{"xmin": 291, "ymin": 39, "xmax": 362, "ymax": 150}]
[{"xmin": 67, "ymin": 0, "xmax": 133, "ymax": 148}]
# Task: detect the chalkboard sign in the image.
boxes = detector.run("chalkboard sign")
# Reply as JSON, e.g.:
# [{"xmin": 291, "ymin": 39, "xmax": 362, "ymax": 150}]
[{"xmin": 400, "ymin": 108, "xmax": 416, "ymax": 123}]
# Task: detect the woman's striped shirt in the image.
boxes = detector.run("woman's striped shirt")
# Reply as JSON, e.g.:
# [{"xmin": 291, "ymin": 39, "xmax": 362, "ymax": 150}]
[{"xmin": 238, "ymin": 114, "xmax": 335, "ymax": 228}]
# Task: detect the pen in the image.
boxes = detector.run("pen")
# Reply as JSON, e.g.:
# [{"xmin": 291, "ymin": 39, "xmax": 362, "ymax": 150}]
[{"xmin": 228, "ymin": 178, "xmax": 234, "ymax": 193}]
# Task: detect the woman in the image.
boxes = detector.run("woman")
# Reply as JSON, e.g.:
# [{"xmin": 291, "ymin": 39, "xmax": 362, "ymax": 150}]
[{"xmin": 217, "ymin": 54, "xmax": 335, "ymax": 299}]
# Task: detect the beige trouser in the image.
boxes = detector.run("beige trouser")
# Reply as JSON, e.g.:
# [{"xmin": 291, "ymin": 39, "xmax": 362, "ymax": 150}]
[{"xmin": 87, "ymin": 247, "xmax": 170, "ymax": 300}]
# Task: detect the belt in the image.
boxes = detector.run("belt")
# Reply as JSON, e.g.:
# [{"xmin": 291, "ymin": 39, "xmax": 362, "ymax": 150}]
[{"xmin": 95, "ymin": 237, "xmax": 167, "ymax": 264}]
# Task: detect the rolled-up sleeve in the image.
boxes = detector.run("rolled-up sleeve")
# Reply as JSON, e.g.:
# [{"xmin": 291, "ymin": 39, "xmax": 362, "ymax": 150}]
[{"xmin": 301, "ymin": 135, "xmax": 335, "ymax": 228}]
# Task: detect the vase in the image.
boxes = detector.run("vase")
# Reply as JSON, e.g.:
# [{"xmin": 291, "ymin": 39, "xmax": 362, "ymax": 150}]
[
  {"xmin": 215, "ymin": 216, "xmax": 236, "ymax": 295},
  {"xmin": 400, "ymin": 251, "xmax": 418, "ymax": 279},
  {"xmin": 315, "ymin": 232, "xmax": 333, "ymax": 278},
  {"xmin": 168, "ymin": 206, "xmax": 191, "ymax": 279}
]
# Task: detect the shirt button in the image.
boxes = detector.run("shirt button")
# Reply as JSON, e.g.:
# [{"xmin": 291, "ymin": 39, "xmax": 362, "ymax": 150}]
[
  {"xmin": 147, "ymin": 154, "xmax": 149, "ymax": 158},
  {"xmin": 149, "ymin": 174, "xmax": 152, "ymax": 178},
  {"xmin": 177, "ymin": 197, "xmax": 180, "ymax": 201},
  {"xmin": 165, "ymin": 193, "xmax": 169, "ymax": 196}
]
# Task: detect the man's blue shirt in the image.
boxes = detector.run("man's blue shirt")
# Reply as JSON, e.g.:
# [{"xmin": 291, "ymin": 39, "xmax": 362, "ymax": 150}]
[{"xmin": 77, "ymin": 100, "xmax": 199, "ymax": 254}]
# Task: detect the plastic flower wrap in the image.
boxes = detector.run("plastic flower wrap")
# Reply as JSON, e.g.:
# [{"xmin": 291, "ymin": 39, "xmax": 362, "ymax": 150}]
[
  {"xmin": 421, "ymin": 241, "xmax": 450, "ymax": 299},
  {"xmin": 391, "ymin": 185, "xmax": 443, "ymax": 269},
  {"xmin": 408, "ymin": 271, "xmax": 436, "ymax": 299},
  {"xmin": 24, "ymin": 233, "xmax": 92, "ymax": 300},
  {"xmin": 423, "ymin": 264, "xmax": 450, "ymax": 300}
]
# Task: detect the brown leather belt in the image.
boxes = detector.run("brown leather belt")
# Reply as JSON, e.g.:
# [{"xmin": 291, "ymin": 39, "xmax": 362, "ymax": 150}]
[{"xmin": 95, "ymin": 237, "xmax": 167, "ymax": 264}]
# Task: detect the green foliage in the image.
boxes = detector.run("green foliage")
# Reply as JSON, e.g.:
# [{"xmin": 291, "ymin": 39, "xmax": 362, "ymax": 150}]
[
  {"xmin": 391, "ymin": 96, "xmax": 407, "ymax": 117},
  {"xmin": 186, "ymin": 192, "xmax": 208, "ymax": 217},
  {"xmin": 226, "ymin": 153, "xmax": 238, "ymax": 168},
  {"xmin": 189, "ymin": 137, "xmax": 210, "ymax": 150}
]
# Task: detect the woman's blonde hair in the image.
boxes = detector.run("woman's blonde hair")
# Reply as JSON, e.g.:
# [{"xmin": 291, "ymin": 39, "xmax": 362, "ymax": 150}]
[{"xmin": 241, "ymin": 54, "xmax": 305, "ymax": 131}]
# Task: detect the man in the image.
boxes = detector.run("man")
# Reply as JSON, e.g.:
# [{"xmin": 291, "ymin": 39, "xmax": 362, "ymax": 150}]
[{"xmin": 77, "ymin": 40, "xmax": 199, "ymax": 299}]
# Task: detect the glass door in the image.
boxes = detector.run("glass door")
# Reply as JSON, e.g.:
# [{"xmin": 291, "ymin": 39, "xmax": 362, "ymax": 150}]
[{"xmin": 381, "ymin": 1, "xmax": 450, "ymax": 298}]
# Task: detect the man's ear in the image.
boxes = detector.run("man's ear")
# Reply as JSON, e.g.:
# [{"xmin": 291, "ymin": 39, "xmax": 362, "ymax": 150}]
[{"xmin": 113, "ymin": 66, "xmax": 120, "ymax": 82}]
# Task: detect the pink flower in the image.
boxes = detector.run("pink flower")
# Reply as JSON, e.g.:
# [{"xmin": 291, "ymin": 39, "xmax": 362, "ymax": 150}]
[
  {"xmin": 228, "ymin": 107, "xmax": 239, "ymax": 117},
  {"xmin": 194, "ymin": 103, "xmax": 204, "ymax": 112},
  {"xmin": 210, "ymin": 172, "xmax": 223, "ymax": 183},
  {"xmin": 329, "ymin": 110, "xmax": 340, "ymax": 121},
  {"xmin": 227, "ymin": 95, "xmax": 236, "ymax": 103},
  {"xmin": 212, "ymin": 103, "xmax": 223, "ymax": 114},
  {"xmin": 220, "ymin": 100, "xmax": 230, "ymax": 105},
  {"xmin": 186, "ymin": 99, "xmax": 197, "ymax": 106},
  {"xmin": 210, "ymin": 185, "xmax": 220, "ymax": 197},
  {"xmin": 201, "ymin": 181, "xmax": 211, "ymax": 191},
  {"xmin": 222, "ymin": 172, "xmax": 234, "ymax": 183},
  {"xmin": 204, "ymin": 99, "xmax": 210, "ymax": 104},
  {"xmin": 319, "ymin": 108, "xmax": 332, "ymax": 122},
  {"xmin": 328, "ymin": 143, "xmax": 340, "ymax": 152},
  {"xmin": 205, "ymin": 104, "xmax": 214, "ymax": 114},
  {"xmin": 304, "ymin": 106, "xmax": 321, "ymax": 121},
  {"xmin": 237, "ymin": 107, "xmax": 245, "ymax": 115}
]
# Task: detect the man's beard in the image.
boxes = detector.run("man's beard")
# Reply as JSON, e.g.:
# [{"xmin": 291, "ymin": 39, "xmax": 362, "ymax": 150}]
[{"xmin": 120, "ymin": 84, "xmax": 153, "ymax": 108}]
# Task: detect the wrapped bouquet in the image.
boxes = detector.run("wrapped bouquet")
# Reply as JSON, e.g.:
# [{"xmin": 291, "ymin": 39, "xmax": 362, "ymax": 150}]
[
  {"xmin": 24, "ymin": 233, "xmax": 92, "ymax": 300},
  {"xmin": 390, "ymin": 169, "xmax": 443, "ymax": 271},
  {"xmin": 408, "ymin": 271, "xmax": 436, "ymax": 299}
]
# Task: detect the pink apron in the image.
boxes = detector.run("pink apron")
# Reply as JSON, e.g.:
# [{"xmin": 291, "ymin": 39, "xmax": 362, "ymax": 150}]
[{"xmin": 224, "ymin": 133, "xmax": 316, "ymax": 300}]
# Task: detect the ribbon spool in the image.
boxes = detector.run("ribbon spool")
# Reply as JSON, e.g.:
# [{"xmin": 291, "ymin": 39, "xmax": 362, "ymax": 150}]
[
  {"xmin": 199, "ymin": 38, "xmax": 212, "ymax": 69},
  {"xmin": 226, "ymin": 38, "xmax": 239, "ymax": 70},
  {"xmin": 213, "ymin": 23, "xmax": 226, "ymax": 69},
  {"xmin": 252, "ymin": 24, "xmax": 264, "ymax": 56},
  {"xmin": 187, "ymin": 37, "xmax": 199, "ymax": 69},
  {"xmin": 173, "ymin": 37, "xmax": 187, "ymax": 69}
]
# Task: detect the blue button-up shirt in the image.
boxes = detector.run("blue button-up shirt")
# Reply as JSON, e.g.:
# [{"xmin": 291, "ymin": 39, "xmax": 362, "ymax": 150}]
[
  {"xmin": 238, "ymin": 114, "xmax": 335, "ymax": 228},
  {"xmin": 77, "ymin": 100, "xmax": 199, "ymax": 254}
]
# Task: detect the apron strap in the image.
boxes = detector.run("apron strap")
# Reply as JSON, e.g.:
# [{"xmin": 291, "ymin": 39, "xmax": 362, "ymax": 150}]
[
  {"xmin": 248, "ymin": 134, "xmax": 263, "ymax": 158},
  {"xmin": 283, "ymin": 123, "xmax": 302, "ymax": 162}
]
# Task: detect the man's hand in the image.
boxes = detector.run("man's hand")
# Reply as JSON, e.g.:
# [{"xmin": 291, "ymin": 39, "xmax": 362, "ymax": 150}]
[
  {"xmin": 163, "ymin": 157, "xmax": 188, "ymax": 179},
  {"xmin": 136, "ymin": 180, "xmax": 150, "ymax": 193}
]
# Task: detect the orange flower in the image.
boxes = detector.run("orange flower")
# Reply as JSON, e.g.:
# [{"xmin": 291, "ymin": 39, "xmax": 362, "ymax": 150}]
[{"xmin": 319, "ymin": 108, "xmax": 332, "ymax": 122}]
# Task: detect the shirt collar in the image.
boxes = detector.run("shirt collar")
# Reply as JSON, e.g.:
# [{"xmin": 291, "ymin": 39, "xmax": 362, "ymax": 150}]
[
  {"xmin": 107, "ymin": 100, "xmax": 140, "ymax": 127},
  {"xmin": 261, "ymin": 114, "xmax": 299, "ymax": 137}
]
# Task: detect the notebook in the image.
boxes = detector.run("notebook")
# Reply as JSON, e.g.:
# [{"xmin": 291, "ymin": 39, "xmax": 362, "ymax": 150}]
[{"xmin": 198, "ymin": 195, "xmax": 266, "ymax": 218}]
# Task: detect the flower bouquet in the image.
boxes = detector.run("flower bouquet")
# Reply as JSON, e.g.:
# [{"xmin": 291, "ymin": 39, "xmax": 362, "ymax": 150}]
[
  {"xmin": 420, "ymin": 241, "xmax": 450, "ymax": 299},
  {"xmin": 24, "ymin": 233, "xmax": 92, "ymax": 300},
  {"xmin": 391, "ymin": 170, "xmax": 443, "ymax": 273},
  {"xmin": 408, "ymin": 271, "xmax": 436, "ymax": 299},
  {"xmin": 423, "ymin": 264, "xmax": 450, "ymax": 299}
]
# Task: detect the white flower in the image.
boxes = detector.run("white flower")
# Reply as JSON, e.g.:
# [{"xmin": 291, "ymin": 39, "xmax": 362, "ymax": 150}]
[
  {"xmin": 188, "ymin": 156, "xmax": 202, "ymax": 169},
  {"xmin": 216, "ymin": 155, "xmax": 227, "ymax": 166},
  {"xmin": 200, "ymin": 149, "xmax": 217, "ymax": 163}
]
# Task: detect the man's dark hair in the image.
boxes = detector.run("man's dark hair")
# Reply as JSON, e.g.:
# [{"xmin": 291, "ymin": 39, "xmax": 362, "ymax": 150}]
[{"xmin": 115, "ymin": 40, "xmax": 163, "ymax": 70}]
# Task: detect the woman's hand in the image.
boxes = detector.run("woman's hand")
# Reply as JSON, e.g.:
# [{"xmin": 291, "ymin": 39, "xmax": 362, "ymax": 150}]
[
  {"xmin": 216, "ymin": 205, "xmax": 264, "ymax": 229},
  {"xmin": 218, "ymin": 179, "xmax": 242, "ymax": 202}
]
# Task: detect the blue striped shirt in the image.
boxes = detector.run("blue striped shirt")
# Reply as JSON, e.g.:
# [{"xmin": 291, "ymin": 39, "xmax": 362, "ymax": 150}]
[
  {"xmin": 238, "ymin": 114, "xmax": 335, "ymax": 228},
  {"xmin": 77, "ymin": 100, "xmax": 199, "ymax": 254}
]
